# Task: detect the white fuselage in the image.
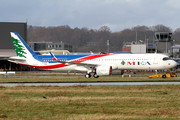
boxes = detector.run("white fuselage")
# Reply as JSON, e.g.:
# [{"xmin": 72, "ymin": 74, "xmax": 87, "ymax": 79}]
[{"xmin": 9, "ymin": 53, "xmax": 177, "ymax": 72}]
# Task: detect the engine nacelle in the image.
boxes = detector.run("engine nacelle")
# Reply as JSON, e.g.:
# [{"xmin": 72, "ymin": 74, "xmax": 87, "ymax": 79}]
[{"xmin": 96, "ymin": 66, "xmax": 112, "ymax": 76}]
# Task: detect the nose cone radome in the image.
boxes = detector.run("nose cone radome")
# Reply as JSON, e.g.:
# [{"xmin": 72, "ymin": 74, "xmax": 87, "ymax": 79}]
[{"xmin": 172, "ymin": 60, "xmax": 178, "ymax": 68}]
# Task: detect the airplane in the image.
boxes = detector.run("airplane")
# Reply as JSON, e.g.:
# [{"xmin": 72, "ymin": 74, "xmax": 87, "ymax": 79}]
[{"xmin": 8, "ymin": 32, "xmax": 177, "ymax": 78}]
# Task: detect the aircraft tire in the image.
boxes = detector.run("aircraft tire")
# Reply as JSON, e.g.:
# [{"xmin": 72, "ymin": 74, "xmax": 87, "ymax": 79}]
[
  {"xmin": 93, "ymin": 74, "xmax": 99, "ymax": 78},
  {"xmin": 85, "ymin": 74, "xmax": 91, "ymax": 78}
]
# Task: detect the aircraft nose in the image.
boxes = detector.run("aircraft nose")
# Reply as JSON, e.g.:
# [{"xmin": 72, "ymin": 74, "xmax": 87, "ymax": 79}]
[{"xmin": 173, "ymin": 60, "xmax": 178, "ymax": 67}]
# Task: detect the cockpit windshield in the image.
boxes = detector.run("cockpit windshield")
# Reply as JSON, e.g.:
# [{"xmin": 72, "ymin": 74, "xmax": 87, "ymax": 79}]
[{"xmin": 163, "ymin": 57, "xmax": 172, "ymax": 61}]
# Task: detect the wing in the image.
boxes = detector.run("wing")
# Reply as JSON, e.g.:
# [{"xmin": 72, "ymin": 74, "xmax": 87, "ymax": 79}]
[{"xmin": 49, "ymin": 52, "xmax": 98, "ymax": 68}]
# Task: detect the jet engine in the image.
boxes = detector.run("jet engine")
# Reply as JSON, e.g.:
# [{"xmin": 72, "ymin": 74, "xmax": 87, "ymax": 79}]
[{"xmin": 96, "ymin": 66, "xmax": 112, "ymax": 76}]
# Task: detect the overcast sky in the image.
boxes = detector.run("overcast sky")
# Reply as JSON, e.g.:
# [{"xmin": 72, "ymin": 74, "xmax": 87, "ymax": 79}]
[{"xmin": 1, "ymin": 0, "xmax": 180, "ymax": 32}]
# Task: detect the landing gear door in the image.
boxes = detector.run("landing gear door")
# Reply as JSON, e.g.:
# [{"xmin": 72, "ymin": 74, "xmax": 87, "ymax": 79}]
[{"xmin": 153, "ymin": 55, "xmax": 158, "ymax": 64}]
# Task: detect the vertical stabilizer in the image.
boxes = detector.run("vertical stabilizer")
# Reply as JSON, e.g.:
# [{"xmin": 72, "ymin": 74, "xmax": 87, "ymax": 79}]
[{"xmin": 10, "ymin": 32, "xmax": 37, "ymax": 58}]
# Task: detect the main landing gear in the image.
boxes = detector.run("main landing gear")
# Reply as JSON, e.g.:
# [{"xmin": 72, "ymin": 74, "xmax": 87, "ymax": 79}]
[
  {"xmin": 93, "ymin": 74, "xmax": 99, "ymax": 78},
  {"xmin": 85, "ymin": 73, "xmax": 91, "ymax": 78},
  {"xmin": 85, "ymin": 73, "xmax": 99, "ymax": 78}
]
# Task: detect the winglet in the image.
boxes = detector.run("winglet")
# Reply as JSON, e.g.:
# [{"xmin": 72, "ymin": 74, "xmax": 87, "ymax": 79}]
[
  {"xmin": 90, "ymin": 51, "xmax": 93, "ymax": 54},
  {"xmin": 49, "ymin": 52, "xmax": 57, "ymax": 61}
]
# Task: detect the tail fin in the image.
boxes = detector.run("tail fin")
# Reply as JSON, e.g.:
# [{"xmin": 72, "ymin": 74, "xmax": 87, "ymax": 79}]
[{"xmin": 10, "ymin": 32, "xmax": 37, "ymax": 58}]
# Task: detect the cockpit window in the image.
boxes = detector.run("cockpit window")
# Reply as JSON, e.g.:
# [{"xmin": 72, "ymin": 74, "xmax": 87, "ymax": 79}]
[{"xmin": 163, "ymin": 57, "xmax": 172, "ymax": 61}]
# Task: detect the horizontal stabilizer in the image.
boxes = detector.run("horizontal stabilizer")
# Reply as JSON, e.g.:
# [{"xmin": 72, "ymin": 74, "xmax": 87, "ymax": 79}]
[{"xmin": 8, "ymin": 56, "xmax": 26, "ymax": 61}]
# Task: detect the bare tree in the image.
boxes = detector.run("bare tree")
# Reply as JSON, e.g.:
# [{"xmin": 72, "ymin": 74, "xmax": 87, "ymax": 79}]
[{"xmin": 27, "ymin": 24, "xmax": 175, "ymax": 52}]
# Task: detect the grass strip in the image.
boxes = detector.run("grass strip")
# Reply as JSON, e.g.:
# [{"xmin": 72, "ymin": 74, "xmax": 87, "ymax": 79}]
[{"xmin": 0, "ymin": 85, "xmax": 180, "ymax": 119}]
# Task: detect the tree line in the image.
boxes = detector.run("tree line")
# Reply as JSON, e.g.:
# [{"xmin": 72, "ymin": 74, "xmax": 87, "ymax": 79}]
[{"xmin": 27, "ymin": 24, "xmax": 180, "ymax": 53}]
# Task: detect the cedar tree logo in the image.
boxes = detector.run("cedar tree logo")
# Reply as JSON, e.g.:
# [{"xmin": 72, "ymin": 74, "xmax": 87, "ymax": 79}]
[
  {"xmin": 12, "ymin": 36, "xmax": 27, "ymax": 58},
  {"xmin": 121, "ymin": 61, "xmax": 125, "ymax": 65}
]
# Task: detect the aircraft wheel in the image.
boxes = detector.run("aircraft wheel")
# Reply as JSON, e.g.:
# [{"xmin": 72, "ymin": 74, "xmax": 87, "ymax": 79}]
[
  {"xmin": 162, "ymin": 75, "xmax": 166, "ymax": 78},
  {"xmin": 85, "ymin": 74, "xmax": 91, "ymax": 78},
  {"xmin": 93, "ymin": 74, "xmax": 99, "ymax": 78}
]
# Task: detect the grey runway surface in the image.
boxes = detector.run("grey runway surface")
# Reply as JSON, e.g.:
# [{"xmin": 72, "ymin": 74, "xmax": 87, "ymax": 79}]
[
  {"xmin": 1, "ymin": 76, "xmax": 180, "ymax": 79},
  {"xmin": 0, "ymin": 81, "xmax": 180, "ymax": 87}
]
